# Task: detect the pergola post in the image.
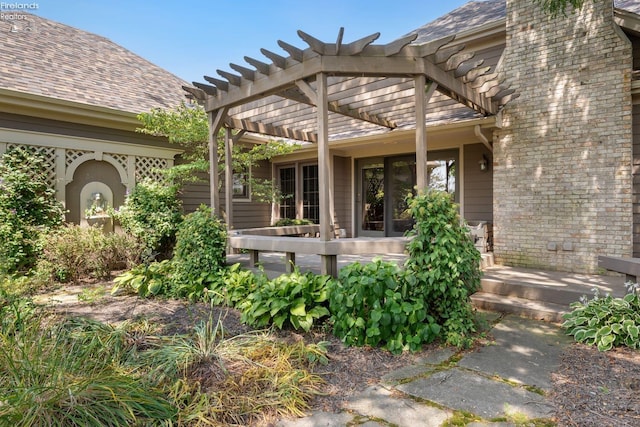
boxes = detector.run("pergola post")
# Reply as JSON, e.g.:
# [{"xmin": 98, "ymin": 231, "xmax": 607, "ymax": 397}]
[
  {"xmin": 415, "ymin": 77, "xmax": 437, "ymax": 193},
  {"xmin": 208, "ymin": 108, "xmax": 227, "ymax": 216},
  {"xmin": 415, "ymin": 74, "xmax": 428, "ymax": 192},
  {"xmin": 317, "ymin": 72, "xmax": 332, "ymax": 242},
  {"xmin": 224, "ymin": 127, "xmax": 233, "ymax": 229}
]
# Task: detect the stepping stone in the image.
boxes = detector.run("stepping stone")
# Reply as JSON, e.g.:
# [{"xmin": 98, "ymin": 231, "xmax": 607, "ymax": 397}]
[
  {"xmin": 347, "ymin": 385, "xmax": 450, "ymax": 427},
  {"xmin": 458, "ymin": 315, "xmax": 571, "ymax": 391},
  {"xmin": 276, "ymin": 411, "xmax": 353, "ymax": 427},
  {"xmin": 397, "ymin": 368, "xmax": 553, "ymax": 420}
]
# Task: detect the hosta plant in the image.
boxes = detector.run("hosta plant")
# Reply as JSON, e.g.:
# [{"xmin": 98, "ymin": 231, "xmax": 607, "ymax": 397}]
[
  {"xmin": 112, "ymin": 260, "xmax": 174, "ymax": 297},
  {"xmin": 239, "ymin": 269, "xmax": 332, "ymax": 332},
  {"xmin": 563, "ymin": 283, "xmax": 640, "ymax": 351}
]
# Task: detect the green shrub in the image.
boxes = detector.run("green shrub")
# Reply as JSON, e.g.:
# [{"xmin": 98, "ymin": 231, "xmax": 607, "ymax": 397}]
[
  {"xmin": 563, "ymin": 284, "xmax": 640, "ymax": 351},
  {"xmin": 329, "ymin": 258, "xmax": 441, "ymax": 354},
  {"xmin": 170, "ymin": 205, "xmax": 227, "ymax": 297},
  {"xmin": 112, "ymin": 179, "xmax": 183, "ymax": 261},
  {"xmin": 403, "ymin": 191, "xmax": 481, "ymax": 347},
  {"xmin": 0, "ymin": 147, "xmax": 64, "ymax": 273},
  {"xmin": 39, "ymin": 225, "xmax": 141, "ymax": 282},
  {"xmin": 239, "ymin": 269, "xmax": 332, "ymax": 332},
  {"xmin": 112, "ymin": 260, "xmax": 174, "ymax": 297}
]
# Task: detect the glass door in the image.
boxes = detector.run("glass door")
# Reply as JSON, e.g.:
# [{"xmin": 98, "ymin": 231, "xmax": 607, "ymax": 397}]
[
  {"xmin": 357, "ymin": 159, "xmax": 385, "ymax": 237},
  {"xmin": 387, "ymin": 156, "xmax": 416, "ymax": 236}
]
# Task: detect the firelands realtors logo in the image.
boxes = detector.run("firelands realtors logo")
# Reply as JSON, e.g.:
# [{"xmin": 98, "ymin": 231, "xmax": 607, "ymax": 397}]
[{"xmin": 1, "ymin": 2, "xmax": 39, "ymax": 33}]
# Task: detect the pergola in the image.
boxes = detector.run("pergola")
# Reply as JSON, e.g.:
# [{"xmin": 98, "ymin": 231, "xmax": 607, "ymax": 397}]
[{"xmin": 184, "ymin": 29, "xmax": 515, "ymax": 273}]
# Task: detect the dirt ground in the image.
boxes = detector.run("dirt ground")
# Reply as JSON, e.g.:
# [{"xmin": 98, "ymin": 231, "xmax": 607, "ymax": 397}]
[{"xmin": 36, "ymin": 280, "xmax": 640, "ymax": 426}]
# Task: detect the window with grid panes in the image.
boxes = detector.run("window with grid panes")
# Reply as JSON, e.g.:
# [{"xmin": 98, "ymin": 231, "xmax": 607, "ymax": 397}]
[
  {"xmin": 302, "ymin": 164, "xmax": 319, "ymax": 223},
  {"xmin": 279, "ymin": 166, "xmax": 296, "ymax": 219}
]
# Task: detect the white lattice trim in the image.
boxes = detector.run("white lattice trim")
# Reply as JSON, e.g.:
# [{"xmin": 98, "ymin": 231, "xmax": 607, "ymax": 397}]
[
  {"xmin": 107, "ymin": 153, "xmax": 128, "ymax": 174},
  {"xmin": 66, "ymin": 149, "xmax": 91, "ymax": 167},
  {"xmin": 5, "ymin": 143, "xmax": 57, "ymax": 188},
  {"xmin": 135, "ymin": 156, "xmax": 169, "ymax": 181}
]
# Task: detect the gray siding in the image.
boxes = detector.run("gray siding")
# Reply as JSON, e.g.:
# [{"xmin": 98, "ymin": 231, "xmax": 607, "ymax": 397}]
[
  {"xmin": 222, "ymin": 159, "xmax": 272, "ymax": 229},
  {"xmin": 0, "ymin": 112, "xmax": 174, "ymax": 147},
  {"xmin": 463, "ymin": 143, "xmax": 493, "ymax": 222},
  {"xmin": 333, "ymin": 155, "xmax": 353, "ymax": 237}
]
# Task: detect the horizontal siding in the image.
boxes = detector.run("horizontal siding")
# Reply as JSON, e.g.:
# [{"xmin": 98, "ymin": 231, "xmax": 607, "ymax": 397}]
[
  {"xmin": 334, "ymin": 155, "xmax": 352, "ymax": 237},
  {"xmin": 463, "ymin": 143, "xmax": 493, "ymax": 222},
  {"xmin": 0, "ymin": 111, "xmax": 174, "ymax": 147}
]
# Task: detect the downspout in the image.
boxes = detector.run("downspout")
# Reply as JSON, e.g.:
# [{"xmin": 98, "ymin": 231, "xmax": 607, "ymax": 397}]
[{"xmin": 474, "ymin": 125, "xmax": 493, "ymax": 153}]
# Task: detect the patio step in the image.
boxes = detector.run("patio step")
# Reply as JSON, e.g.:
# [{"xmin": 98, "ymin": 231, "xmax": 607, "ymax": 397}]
[
  {"xmin": 471, "ymin": 292, "xmax": 568, "ymax": 323},
  {"xmin": 470, "ymin": 275, "xmax": 587, "ymax": 323}
]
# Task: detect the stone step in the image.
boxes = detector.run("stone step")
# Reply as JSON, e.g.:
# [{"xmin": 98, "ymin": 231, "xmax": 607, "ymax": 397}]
[
  {"xmin": 480, "ymin": 253, "xmax": 494, "ymax": 269},
  {"xmin": 479, "ymin": 277, "xmax": 585, "ymax": 306},
  {"xmin": 471, "ymin": 291, "xmax": 568, "ymax": 323}
]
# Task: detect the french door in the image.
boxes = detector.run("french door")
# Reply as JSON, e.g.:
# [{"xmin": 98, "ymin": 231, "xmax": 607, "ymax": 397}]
[{"xmin": 356, "ymin": 150, "xmax": 458, "ymax": 237}]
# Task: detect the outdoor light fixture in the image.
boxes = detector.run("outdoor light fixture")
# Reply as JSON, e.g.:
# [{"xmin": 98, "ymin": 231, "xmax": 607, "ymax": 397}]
[{"xmin": 479, "ymin": 154, "xmax": 489, "ymax": 171}]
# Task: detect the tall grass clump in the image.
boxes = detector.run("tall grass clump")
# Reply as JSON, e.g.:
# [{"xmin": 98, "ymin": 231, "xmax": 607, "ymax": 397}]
[{"xmin": 0, "ymin": 296, "xmax": 176, "ymax": 426}]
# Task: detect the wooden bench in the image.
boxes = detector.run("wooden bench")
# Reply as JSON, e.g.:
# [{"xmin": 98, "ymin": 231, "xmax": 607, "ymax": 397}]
[
  {"xmin": 228, "ymin": 232, "xmax": 410, "ymax": 277},
  {"xmin": 598, "ymin": 255, "xmax": 640, "ymax": 283}
]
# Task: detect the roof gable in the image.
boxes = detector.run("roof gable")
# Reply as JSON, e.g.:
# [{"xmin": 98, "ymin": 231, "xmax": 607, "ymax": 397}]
[{"xmin": 0, "ymin": 13, "xmax": 187, "ymax": 115}]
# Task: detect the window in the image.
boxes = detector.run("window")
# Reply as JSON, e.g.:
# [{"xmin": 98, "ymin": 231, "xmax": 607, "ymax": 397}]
[
  {"xmin": 302, "ymin": 164, "xmax": 319, "ymax": 223},
  {"xmin": 232, "ymin": 170, "xmax": 250, "ymax": 200},
  {"xmin": 279, "ymin": 166, "xmax": 296, "ymax": 219}
]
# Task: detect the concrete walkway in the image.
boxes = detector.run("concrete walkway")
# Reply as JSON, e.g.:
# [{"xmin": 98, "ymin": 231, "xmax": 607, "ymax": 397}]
[{"xmin": 277, "ymin": 314, "xmax": 573, "ymax": 427}]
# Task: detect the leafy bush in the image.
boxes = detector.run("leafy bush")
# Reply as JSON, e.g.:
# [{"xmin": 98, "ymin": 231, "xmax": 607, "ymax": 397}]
[
  {"xmin": 403, "ymin": 191, "xmax": 481, "ymax": 347},
  {"xmin": 171, "ymin": 205, "xmax": 227, "ymax": 295},
  {"xmin": 239, "ymin": 269, "xmax": 332, "ymax": 332},
  {"xmin": 112, "ymin": 260, "xmax": 174, "ymax": 297},
  {"xmin": 112, "ymin": 179, "xmax": 183, "ymax": 261},
  {"xmin": 0, "ymin": 147, "xmax": 64, "ymax": 273},
  {"xmin": 329, "ymin": 258, "xmax": 441, "ymax": 354},
  {"xmin": 563, "ymin": 283, "xmax": 640, "ymax": 351},
  {"xmin": 39, "ymin": 225, "xmax": 141, "ymax": 282}
]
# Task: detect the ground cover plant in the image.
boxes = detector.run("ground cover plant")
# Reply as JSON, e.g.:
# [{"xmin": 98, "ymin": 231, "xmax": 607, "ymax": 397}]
[{"xmin": 563, "ymin": 282, "xmax": 640, "ymax": 351}]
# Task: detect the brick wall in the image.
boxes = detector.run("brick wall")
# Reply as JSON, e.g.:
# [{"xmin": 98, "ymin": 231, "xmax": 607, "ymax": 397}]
[{"xmin": 494, "ymin": 0, "xmax": 633, "ymax": 273}]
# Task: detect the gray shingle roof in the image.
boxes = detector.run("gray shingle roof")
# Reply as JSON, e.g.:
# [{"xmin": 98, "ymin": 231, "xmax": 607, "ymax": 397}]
[
  {"xmin": 407, "ymin": 0, "xmax": 506, "ymax": 43},
  {"xmin": 616, "ymin": 0, "xmax": 640, "ymax": 14},
  {"xmin": 407, "ymin": 0, "xmax": 640, "ymax": 44},
  {"xmin": 0, "ymin": 13, "xmax": 188, "ymax": 115}
]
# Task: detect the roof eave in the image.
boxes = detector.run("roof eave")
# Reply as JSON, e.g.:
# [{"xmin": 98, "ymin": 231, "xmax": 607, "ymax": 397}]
[
  {"xmin": 615, "ymin": 7, "xmax": 640, "ymax": 34},
  {"xmin": 0, "ymin": 88, "xmax": 142, "ymax": 131}
]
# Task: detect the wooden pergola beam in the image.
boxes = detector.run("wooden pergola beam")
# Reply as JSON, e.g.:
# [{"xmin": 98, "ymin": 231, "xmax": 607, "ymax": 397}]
[
  {"xmin": 224, "ymin": 116, "xmax": 317, "ymax": 143},
  {"xmin": 291, "ymin": 81, "xmax": 396, "ymax": 129}
]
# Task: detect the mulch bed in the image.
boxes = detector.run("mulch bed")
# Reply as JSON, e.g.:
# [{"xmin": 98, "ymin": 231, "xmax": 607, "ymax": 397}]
[{"xmin": 38, "ymin": 281, "xmax": 640, "ymax": 425}]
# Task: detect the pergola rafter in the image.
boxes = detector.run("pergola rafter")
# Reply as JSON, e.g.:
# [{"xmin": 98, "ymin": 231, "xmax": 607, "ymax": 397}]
[{"xmin": 189, "ymin": 27, "xmax": 518, "ymax": 243}]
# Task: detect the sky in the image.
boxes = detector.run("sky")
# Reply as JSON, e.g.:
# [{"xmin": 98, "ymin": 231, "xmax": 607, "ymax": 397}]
[{"xmin": 27, "ymin": 0, "xmax": 471, "ymax": 84}]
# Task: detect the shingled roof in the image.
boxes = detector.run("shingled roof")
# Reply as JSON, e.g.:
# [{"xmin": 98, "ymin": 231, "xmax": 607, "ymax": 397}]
[
  {"xmin": 408, "ymin": 0, "xmax": 640, "ymax": 43},
  {"xmin": 0, "ymin": 13, "xmax": 187, "ymax": 115}
]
